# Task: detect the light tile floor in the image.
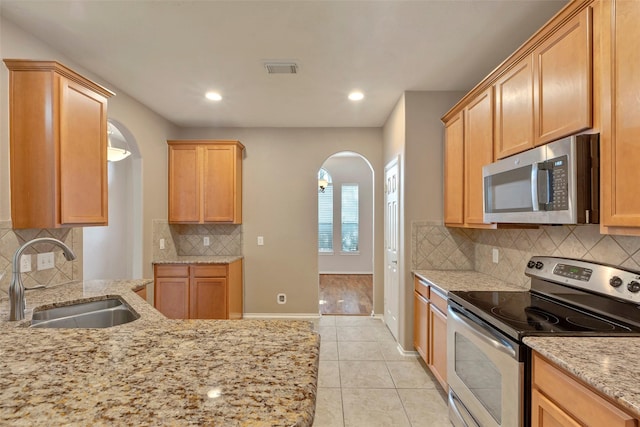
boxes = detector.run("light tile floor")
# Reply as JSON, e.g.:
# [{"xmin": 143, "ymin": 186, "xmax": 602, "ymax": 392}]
[{"xmin": 312, "ymin": 315, "xmax": 451, "ymax": 427}]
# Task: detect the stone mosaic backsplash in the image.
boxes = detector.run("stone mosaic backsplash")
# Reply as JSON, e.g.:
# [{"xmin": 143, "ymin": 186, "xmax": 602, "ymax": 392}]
[
  {"xmin": 412, "ymin": 221, "xmax": 640, "ymax": 288},
  {"xmin": 0, "ymin": 221, "xmax": 82, "ymax": 294},
  {"xmin": 152, "ymin": 220, "xmax": 242, "ymax": 261}
]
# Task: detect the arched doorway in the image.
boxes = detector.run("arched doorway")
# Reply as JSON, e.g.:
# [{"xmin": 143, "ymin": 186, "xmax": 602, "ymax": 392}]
[
  {"xmin": 83, "ymin": 119, "xmax": 143, "ymax": 279},
  {"xmin": 317, "ymin": 152, "xmax": 375, "ymax": 316}
]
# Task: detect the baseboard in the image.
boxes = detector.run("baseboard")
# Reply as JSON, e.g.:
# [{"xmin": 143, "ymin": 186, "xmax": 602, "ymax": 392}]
[
  {"xmin": 319, "ymin": 271, "xmax": 374, "ymax": 275},
  {"xmin": 243, "ymin": 313, "xmax": 321, "ymax": 320},
  {"xmin": 397, "ymin": 343, "xmax": 419, "ymax": 357}
]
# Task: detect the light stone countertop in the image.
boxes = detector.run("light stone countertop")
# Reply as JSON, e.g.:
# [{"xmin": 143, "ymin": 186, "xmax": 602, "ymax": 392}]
[
  {"xmin": 414, "ymin": 269, "xmax": 640, "ymax": 418},
  {"xmin": 0, "ymin": 279, "xmax": 319, "ymax": 426},
  {"xmin": 524, "ymin": 337, "xmax": 640, "ymax": 418},
  {"xmin": 153, "ymin": 255, "xmax": 244, "ymax": 264},
  {"xmin": 413, "ymin": 269, "xmax": 526, "ymax": 293}
]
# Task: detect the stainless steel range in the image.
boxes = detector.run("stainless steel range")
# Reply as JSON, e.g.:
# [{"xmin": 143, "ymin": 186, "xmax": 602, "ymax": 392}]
[{"xmin": 447, "ymin": 256, "xmax": 640, "ymax": 427}]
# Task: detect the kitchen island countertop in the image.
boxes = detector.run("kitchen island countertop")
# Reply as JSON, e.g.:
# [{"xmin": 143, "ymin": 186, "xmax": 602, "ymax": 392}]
[{"xmin": 0, "ymin": 279, "xmax": 319, "ymax": 426}]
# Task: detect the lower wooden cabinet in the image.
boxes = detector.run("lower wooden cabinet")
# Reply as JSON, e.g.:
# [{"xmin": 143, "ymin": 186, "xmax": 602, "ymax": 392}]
[
  {"xmin": 154, "ymin": 259, "xmax": 243, "ymax": 320},
  {"xmin": 413, "ymin": 276, "xmax": 448, "ymax": 390},
  {"xmin": 134, "ymin": 285, "xmax": 148, "ymax": 301},
  {"xmin": 531, "ymin": 351, "xmax": 639, "ymax": 427}
]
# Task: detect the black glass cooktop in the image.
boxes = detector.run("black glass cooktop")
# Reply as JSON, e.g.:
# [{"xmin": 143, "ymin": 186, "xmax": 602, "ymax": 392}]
[{"xmin": 448, "ymin": 290, "xmax": 640, "ymax": 341}]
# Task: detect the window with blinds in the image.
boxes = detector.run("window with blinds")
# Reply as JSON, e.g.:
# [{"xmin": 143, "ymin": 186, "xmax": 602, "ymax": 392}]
[
  {"xmin": 318, "ymin": 169, "xmax": 333, "ymax": 252},
  {"xmin": 341, "ymin": 184, "xmax": 359, "ymax": 252}
]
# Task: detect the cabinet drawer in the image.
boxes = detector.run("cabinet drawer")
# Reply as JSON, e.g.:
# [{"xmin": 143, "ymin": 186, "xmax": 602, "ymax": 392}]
[
  {"xmin": 192, "ymin": 264, "xmax": 227, "ymax": 278},
  {"xmin": 532, "ymin": 352, "xmax": 637, "ymax": 427},
  {"xmin": 414, "ymin": 277, "xmax": 430, "ymax": 299},
  {"xmin": 430, "ymin": 287, "xmax": 448, "ymax": 314},
  {"xmin": 155, "ymin": 264, "xmax": 189, "ymax": 278}
]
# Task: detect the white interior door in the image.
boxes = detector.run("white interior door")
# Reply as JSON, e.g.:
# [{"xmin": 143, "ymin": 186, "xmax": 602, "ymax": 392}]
[{"xmin": 384, "ymin": 158, "xmax": 400, "ymax": 340}]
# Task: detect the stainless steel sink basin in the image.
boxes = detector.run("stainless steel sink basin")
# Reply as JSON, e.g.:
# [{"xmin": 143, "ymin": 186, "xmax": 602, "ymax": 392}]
[{"xmin": 30, "ymin": 297, "xmax": 139, "ymax": 329}]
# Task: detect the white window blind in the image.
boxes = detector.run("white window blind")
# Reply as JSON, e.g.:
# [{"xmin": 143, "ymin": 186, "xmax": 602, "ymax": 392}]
[
  {"xmin": 341, "ymin": 184, "xmax": 359, "ymax": 252},
  {"xmin": 318, "ymin": 185, "xmax": 333, "ymax": 252}
]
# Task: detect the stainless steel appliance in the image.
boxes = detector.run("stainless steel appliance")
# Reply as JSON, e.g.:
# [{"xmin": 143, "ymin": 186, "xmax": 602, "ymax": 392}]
[
  {"xmin": 483, "ymin": 134, "xmax": 599, "ymax": 224},
  {"xmin": 447, "ymin": 256, "xmax": 640, "ymax": 427}
]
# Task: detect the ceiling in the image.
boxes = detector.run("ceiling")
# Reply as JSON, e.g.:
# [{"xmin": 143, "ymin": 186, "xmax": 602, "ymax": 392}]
[{"xmin": 1, "ymin": 0, "xmax": 568, "ymax": 128}]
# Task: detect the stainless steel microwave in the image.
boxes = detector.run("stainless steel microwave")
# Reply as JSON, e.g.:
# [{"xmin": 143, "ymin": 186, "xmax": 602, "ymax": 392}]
[{"xmin": 483, "ymin": 134, "xmax": 599, "ymax": 224}]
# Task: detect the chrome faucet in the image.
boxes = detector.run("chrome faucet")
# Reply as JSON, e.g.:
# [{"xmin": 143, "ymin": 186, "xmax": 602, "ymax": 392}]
[{"xmin": 9, "ymin": 237, "xmax": 77, "ymax": 321}]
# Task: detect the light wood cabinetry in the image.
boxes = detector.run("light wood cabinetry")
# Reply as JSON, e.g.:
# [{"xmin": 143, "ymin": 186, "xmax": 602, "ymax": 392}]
[
  {"xmin": 533, "ymin": 7, "xmax": 593, "ymax": 145},
  {"xmin": 531, "ymin": 351, "xmax": 639, "ymax": 427},
  {"xmin": 494, "ymin": 55, "xmax": 535, "ymax": 159},
  {"xmin": 3, "ymin": 59, "xmax": 114, "ymax": 229},
  {"xmin": 167, "ymin": 140, "xmax": 244, "ymax": 224},
  {"xmin": 135, "ymin": 286, "xmax": 148, "ymax": 301},
  {"xmin": 444, "ymin": 112, "xmax": 464, "ymax": 226},
  {"xmin": 413, "ymin": 276, "xmax": 448, "ymax": 390},
  {"xmin": 444, "ymin": 89, "xmax": 495, "ymax": 228},
  {"xmin": 154, "ymin": 260, "xmax": 243, "ymax": 320},
  {"xmin": 600, "ymin": 0, "xmax": 640, "ymax": 232}
]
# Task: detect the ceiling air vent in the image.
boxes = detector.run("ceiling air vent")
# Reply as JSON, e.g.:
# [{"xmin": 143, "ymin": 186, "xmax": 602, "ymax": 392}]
[{"xmin": 264, "ymin": 62, "xmax": 298, "ymax": 74}]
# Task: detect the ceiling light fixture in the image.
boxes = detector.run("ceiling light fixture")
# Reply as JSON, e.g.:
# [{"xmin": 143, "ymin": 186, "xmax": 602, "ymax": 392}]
[
  {"xmin": 348, "ymin": 91, "xmax": 364, "ymax": 101},
  {"xmin": 205, "ymin": 92, "xmax": 222, "ymax": 101},
  {"xmin": 107, "ymin": 121, "xmax": 131, "ymax": 162}
]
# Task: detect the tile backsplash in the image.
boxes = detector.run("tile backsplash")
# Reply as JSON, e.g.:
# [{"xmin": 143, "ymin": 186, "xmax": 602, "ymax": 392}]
[
  {"xmin": 412, "ymin": 221, "xmax": 640, "ymax": 288},
  {"xmin": 152, "ymin": 219, "xmax": 242, "ymax": 261},
  {"xmin": 0, "ymin": 221, "xmax": 82, "ymax": 294}
]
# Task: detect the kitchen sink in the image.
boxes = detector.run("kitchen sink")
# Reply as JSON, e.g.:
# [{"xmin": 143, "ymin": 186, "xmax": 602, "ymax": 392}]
[{"xmin": 30, "ymin": 297, "xmax": 139, "ymax": 329}]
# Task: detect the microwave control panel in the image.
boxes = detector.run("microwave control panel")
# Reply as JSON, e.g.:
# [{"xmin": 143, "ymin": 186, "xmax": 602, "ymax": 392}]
[{"xmin": 544, "ymin": 155, "xmax": 568, "ymax": 211}]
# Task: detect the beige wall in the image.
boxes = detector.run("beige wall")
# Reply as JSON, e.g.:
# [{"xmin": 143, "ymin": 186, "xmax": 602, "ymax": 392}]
[
  {"xmin": 382, "ymin": 91, "xmax": 464, "ymax": 350},
  {"xmin": 0, "ymin": 17, "xmax": 178, "ymax": 280},
  {"xmin": 177, "ymin": 127, "xmax": 384, "ymax": 315}
]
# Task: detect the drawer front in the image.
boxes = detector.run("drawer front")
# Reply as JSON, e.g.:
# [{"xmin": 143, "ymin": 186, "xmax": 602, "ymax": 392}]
[
  {"xmin": 430, "ymin": 287, "xmax": 448, "ymax": 314},
  {"xmin": 192, "ymin": 264, "xmax": 227, "ymax": 278},
  {"xmin": 414, "ymin": 276, "xmax": 430, "ymax": 299},
  {"xmin": 155, "ymin": 264, "xmax": 189, "ymax": 278}
]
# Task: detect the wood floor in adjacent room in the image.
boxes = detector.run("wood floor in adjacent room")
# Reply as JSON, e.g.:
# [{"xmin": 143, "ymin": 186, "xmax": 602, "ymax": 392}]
[{"xmin": 319, "ymin": 274, "xmax": 373, "ymax": 315}]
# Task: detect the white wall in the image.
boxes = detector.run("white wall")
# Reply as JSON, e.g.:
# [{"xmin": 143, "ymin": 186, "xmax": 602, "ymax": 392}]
[
  {"xmin": 318, "ymin": 155, "xmax": 374, "ymax": 274},
  {"xmin": 177, "ymin": 127, "xmax": 384, "ymax": 315}
]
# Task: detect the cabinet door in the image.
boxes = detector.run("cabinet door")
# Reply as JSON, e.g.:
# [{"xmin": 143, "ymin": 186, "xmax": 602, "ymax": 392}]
[
  {"xmin": 168, "ymin": 145, "xmax": 200, "ymax": 222},
  {"xmin": 464, "ymin": 87, "xmax": 494, "ymax": 226},
  {"xmin": 59, "ymin": 77, "xmax": 109, "ymax": 225},
  {"xmin": 533, "ymin": 8, "xmax": 592, "ymax": 145},
  {"xmin": 531, "ymin": 389, "xmax": 581, "ymax": 427},
  {"xmin": 494, "ymin": 55, "xmax": 535, "ymax": 159},
  {"xmin": 189, "ymin": 277, "xmax": 227, "ymax": 319},
  {"xmin": 601, "ymin": 0, "xmax": 640, "ymax": 229},
  {"xmin": 413, "ymin": 291, "xmax": 429, "ymax": 364},
  {"xmin": 444, "ymin": 111, "xmax": 464, "ymax": 226},
  {"xmin": 428, "ymin": 304, "xmax": 448, "ymax": 390},
  {"xmin": 202, "ymin": 144, "xmax": 241, "ymax": 223},
  {"xmin": 155, "ymin": 277, "xmax": 189, "ymax": 319}
]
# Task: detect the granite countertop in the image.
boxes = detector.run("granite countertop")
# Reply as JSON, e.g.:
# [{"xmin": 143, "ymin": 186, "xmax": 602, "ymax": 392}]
[
  {"xmin": 413, "ymin": 269, "xmax": 525, "ymax": 293},
  {"xmin": 525, "ymin": 337, "xmax": 640, "ymax": 418},
  {"xmin": 0, "ymin": 280, "xmax": 319, "ymax": 426},
  {"xmin": 153, "ymin": 255, "xmax": 244, "ymax": 264}
]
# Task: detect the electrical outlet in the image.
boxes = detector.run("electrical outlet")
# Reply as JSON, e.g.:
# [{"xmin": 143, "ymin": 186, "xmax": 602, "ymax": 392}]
[
  {"xmin": 20, "ymin": 255, "xmax": 31, "ymax": 273},
  {"xmin": 159, "ymin": 238, "xmax": 165, "ymax": 250},
  {"xmin": 277, "ymin": 293, "xmax": 286, "ymax": 304},
  {"xmin": 204, "ymin": 237, "xmax": 210, "ymax": 246},
  {"xmin": 492, "ymin": 248, "xmax": 499, "ymax": 264},
  {"xmin": 257, "ymin": 236, "xmax": 264, "ymax": 246},
  {"xmin": 37, "ymin": 252, "xmax": 55, "ymax": 270}
]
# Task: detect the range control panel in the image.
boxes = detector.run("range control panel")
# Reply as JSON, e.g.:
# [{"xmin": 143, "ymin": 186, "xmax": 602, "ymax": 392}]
[{"xmin": 525, "ymin": 256, "xmax": 640, "ymax": 304}]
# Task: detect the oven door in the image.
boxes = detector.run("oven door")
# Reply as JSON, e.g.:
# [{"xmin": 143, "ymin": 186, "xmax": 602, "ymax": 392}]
[{"xmin": 447, "ymin": 302, "xmax": 524, "ymax": 427}]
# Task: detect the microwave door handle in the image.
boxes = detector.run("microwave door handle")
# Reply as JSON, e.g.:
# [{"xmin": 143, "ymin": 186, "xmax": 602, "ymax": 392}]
[{"xmin": 531, "ymin": 163, "xmax": 540, "ymax": 211}]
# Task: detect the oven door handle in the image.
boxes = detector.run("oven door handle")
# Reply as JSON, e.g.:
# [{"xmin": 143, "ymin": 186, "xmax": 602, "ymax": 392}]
[{"xmin": 449, "ymin": 305, "xmax": 517, "ymax": 359}]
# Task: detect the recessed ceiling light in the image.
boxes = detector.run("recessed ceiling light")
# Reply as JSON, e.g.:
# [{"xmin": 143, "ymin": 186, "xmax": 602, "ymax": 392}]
[
  {"xmin": 348, "ymin": 91, "xmax": 364, "ymax": 101},
  {"xmin": 205, "ymin": 92, "xmax": 222, "ymax": 101}
]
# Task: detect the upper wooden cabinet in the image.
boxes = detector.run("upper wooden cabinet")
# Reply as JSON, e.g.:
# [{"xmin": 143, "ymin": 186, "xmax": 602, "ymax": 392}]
[
  {"xmin": 167, "ymin": 140, "xmax": 244, "ymax": 224},
  {"xmin": 4, "ymin": 59, "xmax": 114, "ymax": 229},
  {"xmin": 533, "ymin": 7, "xmax": 593, "ymax": 145},
  {"xmin": 494, "ymin": 55, "xmax": 535, "ymax": 159},
  {"xmin": 600, "ymin": 0, "xmax": 640, "ymax": 231},
  {"xmin": 444, "ymin": 112, "xmax": 464, "ymax": 226},
  {"xmin": 444, "ymin": 90, "xmax": 495, "ymax": 228}
]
